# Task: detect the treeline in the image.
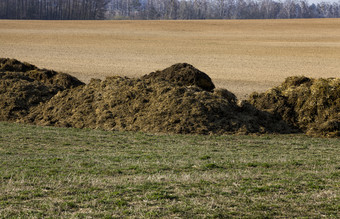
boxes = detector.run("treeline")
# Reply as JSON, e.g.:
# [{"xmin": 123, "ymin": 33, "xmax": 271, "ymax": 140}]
[
  {"xmin": 1, "ymin": 0, "xmax": 340, "ymax": 20},
  {"xmin": 0, "ymin": 0, "xmax": 108, "ymax": 19},
  {"xmin": 107, "ymin": 0, "xmax": 340, "ymax": 19}
]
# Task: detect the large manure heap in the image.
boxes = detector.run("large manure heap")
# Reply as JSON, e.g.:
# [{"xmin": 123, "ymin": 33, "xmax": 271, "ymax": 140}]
[{"xmin": 0, "ymin": 58, "xmax": 338, "ymax": 137}]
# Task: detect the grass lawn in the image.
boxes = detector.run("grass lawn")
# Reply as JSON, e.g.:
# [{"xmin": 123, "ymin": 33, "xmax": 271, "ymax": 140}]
[{"xmin": 0, "ymin": 122, "xmax": 339, "ymax": 218}]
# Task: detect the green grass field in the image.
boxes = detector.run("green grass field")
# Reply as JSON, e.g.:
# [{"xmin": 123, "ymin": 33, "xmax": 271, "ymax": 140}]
[{"xmin": 0, "ymin": 122, "xmax": 339, "ymax": 218}]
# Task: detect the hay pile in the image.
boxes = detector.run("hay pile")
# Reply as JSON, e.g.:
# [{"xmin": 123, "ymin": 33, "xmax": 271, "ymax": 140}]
[
  {"xmin": 0, "ymin": 58, "xmax": 84, "ymax": 121},
  {"xmin": 248, "ymin": 76, "xmax": 340, "ymax": 137},
  {"xmin": 1, "ymin": 58, "xmax": 338, "ymax": 137}
]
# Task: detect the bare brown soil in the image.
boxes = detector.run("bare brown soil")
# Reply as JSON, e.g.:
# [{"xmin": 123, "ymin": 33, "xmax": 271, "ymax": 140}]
[{"xmin": 1, "ymin": 19, "xmax": 339, "ymax": 99}]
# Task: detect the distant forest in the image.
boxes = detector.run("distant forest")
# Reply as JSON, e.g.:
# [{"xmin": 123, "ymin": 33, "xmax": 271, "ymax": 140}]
[{"xmin": 1, "ymin": 0, "xmax": 340, "ymax": 20}]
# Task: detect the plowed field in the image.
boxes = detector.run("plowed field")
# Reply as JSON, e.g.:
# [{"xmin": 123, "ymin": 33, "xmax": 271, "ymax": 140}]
[{"xmin": 1, "ymin": 19, "xmax": 339, "ymax": 98}]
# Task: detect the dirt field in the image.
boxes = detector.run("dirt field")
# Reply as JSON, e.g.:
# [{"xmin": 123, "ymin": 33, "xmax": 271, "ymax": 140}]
[{"xmin": 0, "ymin": 19, "xmax": 339, "ymax": 98}]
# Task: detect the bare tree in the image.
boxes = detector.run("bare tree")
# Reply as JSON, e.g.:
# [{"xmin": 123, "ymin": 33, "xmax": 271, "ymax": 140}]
[{"xmin": 1, "ymin": 0, "xmax": 340, "ymax": 20}]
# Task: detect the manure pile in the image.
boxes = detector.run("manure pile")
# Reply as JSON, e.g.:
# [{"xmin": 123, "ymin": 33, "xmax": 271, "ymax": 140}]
[
  {"xmin": 249, "ymin": 76, "xmax": 339, "ymax": 137},
  {"xmin": 0, "ymin": 58, "xmax": 338, "ymax": 137},
  {"xmin": 0, "ymin": 58, "xmax": 84, "ymax": 121}
]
